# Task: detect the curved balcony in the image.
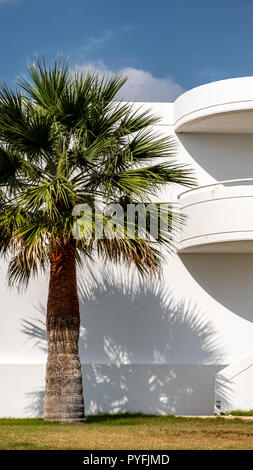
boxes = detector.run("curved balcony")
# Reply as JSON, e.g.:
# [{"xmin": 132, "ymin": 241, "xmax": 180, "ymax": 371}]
[
  {"xmin": 178, "ymin": 179, "xmax": 253, "ymax": 253},
  {"xmin": 174, "ymin": 77, "xmax": 253, "ymax": 133}
]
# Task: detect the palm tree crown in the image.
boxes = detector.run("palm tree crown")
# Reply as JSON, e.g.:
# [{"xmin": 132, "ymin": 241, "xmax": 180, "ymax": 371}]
[{"xmin": 0, "ymin": 59, "xmax": 193, "ymax": 284}]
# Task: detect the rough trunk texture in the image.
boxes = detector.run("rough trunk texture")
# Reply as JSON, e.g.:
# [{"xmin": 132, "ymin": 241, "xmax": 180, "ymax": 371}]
[{"xmin": 44, "ymin": 240, "xmax": 85, "ymax": 423}]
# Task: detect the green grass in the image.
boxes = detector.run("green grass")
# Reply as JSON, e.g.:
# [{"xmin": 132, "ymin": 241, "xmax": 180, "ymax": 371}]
[
  {"xmin": 1, "ymin": 414, "xmax": 253, "ymax": 450},
  {"xmin": 227, "ymin": 410, "xmax": 253, "ymax": 416}
]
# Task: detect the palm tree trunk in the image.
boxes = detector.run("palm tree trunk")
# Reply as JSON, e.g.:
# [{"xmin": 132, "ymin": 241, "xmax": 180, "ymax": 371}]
[{"xmin": 44, "ymin": 239, "xmax": 85, "ymax": 423}]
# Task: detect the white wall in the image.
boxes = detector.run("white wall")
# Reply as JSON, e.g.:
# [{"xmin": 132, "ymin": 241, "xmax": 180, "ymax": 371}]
[
  {"xmin": 215, "ymin": 351, "xmax": 253, "ymax": 413},
  {"xmin": 1, "ymin": 91, "xmax": 253, "ymax": 417},
  {"xmin": 1, "ymin": 249, "xmax": 253, "ymax": 416},
  {"xmin": 0, "ymin": 364, "xmax": 221, "ymax": 417},
  {"xmin": 178, "ymin": 133, "xmax": 253, "ymax": 184}
]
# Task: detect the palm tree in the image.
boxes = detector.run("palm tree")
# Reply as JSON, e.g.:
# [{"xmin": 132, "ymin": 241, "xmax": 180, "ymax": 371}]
[{"xmin": 0, "ymin": 58, "xmax": 194, "ymax": 423}]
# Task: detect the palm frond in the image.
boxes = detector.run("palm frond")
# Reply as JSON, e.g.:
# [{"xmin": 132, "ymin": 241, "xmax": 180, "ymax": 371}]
[
  {"xmin": 0, "ymin": 89, "xmax": 54, "ymax": 158},
  {"xmin": 18, "ymin": 56, "xmax": 70, "ymax": 113},
  {"xmin": 0, "ymin": 56, "xmax": 195, "ymax": 289}
]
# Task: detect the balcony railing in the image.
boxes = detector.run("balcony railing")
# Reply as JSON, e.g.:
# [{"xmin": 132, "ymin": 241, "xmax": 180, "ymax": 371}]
[
  {"xmin": 178, "ymin": 178, "xmax": 253, "ymax": 199},
  {"xmin": 174, "ymin": 77, "xmax": 253, "ymax": 133},
  {"xmin": 177, "ymin": 179, "xmax": 253, "ymax": 253}
]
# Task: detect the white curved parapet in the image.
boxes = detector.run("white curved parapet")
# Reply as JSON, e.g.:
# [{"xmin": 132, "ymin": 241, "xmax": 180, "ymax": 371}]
[
  {"xmin": 174, "ymin": 77, "xmax": 253, "ymax": 133},
  {"xmin": 178, "ymin": 179, "xmax": 253, "ymax": 252}
]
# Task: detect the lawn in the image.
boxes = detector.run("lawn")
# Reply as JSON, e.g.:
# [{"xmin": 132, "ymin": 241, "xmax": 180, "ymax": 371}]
[{"xmin": 0, "ymin": 414, "xmax": 253, "ymax": 450}]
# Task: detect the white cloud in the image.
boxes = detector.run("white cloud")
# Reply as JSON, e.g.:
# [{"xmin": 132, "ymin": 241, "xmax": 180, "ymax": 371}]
[
  {"xmin": 80, "ymin": 26, "xmax": 137, "ymax": 53},
  {"xmin": 75, "ymin": 62, "xmax": 184, "ymax": 102},
  {"xmin": 83, "ymin": 30, "xmax": 115, "ymax": 52},
  {"xmin": 116, "ymin": 67, "xmax": 183, "ymax": 101}
]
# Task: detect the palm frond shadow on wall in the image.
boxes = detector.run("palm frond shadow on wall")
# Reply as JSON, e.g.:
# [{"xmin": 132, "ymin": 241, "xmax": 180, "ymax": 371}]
[{"xmin": 21, "ymin": 264, "xmax": 229, "ymax": 416}]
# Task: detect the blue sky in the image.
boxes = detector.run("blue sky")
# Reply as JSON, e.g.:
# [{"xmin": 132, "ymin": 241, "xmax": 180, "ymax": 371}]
[{"xmin": 0, "ymin": 0, "xmax": 252, "ymax": 101}]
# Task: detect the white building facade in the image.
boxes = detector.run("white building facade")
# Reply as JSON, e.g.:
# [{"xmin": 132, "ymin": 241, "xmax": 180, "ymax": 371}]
[{"xmin": 1, "ymin": 76, "xmax": 253, "ymax": 416}]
